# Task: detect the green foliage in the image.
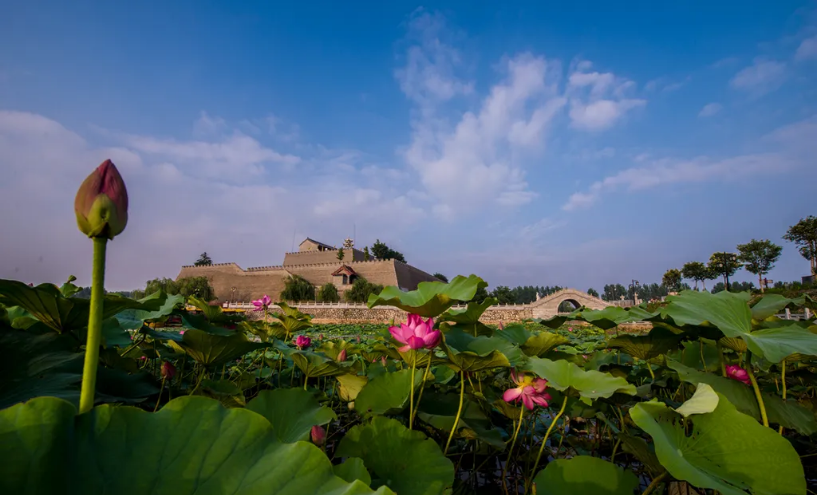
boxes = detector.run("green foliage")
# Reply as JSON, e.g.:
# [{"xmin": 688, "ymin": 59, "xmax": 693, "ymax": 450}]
[
  {"xmin": 337, "ymin": 247, "xmax": 345, "ymax": 261},
  {"xmin": 783, "ymin": 215, "xmax": 817, "ymax": 275},
  {"xmin": 681, "ymin": 261, "xmax": 711, "ymax": 290},
  {"xmin": 319, "ymin": 282, "xmax": 340, "ymax": 303},
  {"xmin": 737, "ymin": 239, "xmax": 783, "ymax": 287},
  {"xmin": 533, "ymin": 456, "xmax": 639, "ymax": 495},
  {"xmin": 362, "ymin": 246, "xmax": 371, "ymax": 261},
  {"xmin": 247, "ymin": 389, "xmax": 336, "ymax": 443},
  {"xmin": 370, "ymin": 239, "xmax": 406, "ymax": 263},
  {"xmin": 142, "ymin": 276, "xmax": 216, "ymax": 301},
  {"xmin": 490, "ymin": 285, "xmax": 514, "ymax": 304},
  {"xmin": 280, "ymin": 275, "xmax": 316, "ymax": 302},
  {"xmin": 661, "ymin": 268, "xmax": 682, "ymax": 292},
  {"xmin": 587, "ymin": 287, "xmax": 599, "ymax": 298},
  {"xmin": 194, "ymin": 251, "xmax": 213, "ymax": 266},
  {"xmin": 346, "ymin": 278, "xmax": 384, "ymax": 303},
  {"xmin": 708, "ymin": 252, "xmax": 742, "ymax": 290},
  {"xmin": 368, "ymin": 274, "xmax": 487, "ymax": 317},
  {"xmin": 432, "ymin": 272, "xmax": 448, "ymax": 283}
]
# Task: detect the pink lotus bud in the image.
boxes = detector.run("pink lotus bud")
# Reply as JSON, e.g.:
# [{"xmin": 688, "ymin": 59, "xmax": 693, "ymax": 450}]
[
  {"xmin": 311, "ymin": 425, "xmax": 326, "ymax": 446},
  {"xmin": 726, "ymin": 365, "xmax": 751, "ymax": 385},
  {"xmin": 295, "ymin": 335, "xmax": 311, "ymax": 349},
  {"xmin": 74, "ymin": 159, "xmax": 129, "ymax": 239},
  {"xmin": 139, "ymin": 356, "xmax": 147, "ymax": 361},
  {"xmin": 161, "ymin": 361, "xmax": 176, "ymax": 380},
  {"xmin": 180, "ymin": 330, "xmax": 185, "ymax": 335},
  {"xmin": 338, "ymin": 349, "xmax": 347, "ymax": 362},
  {"xmin": 381, "ymin": 356, "xmax": 387, "ymax": 366},
  {"xmin": 356, "ymin": 335, "xmax": 361, "ymax": 343}
]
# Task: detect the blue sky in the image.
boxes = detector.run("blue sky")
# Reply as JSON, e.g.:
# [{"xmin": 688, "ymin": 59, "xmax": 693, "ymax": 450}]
[{"xmin": 1, "ymin": 1, "xmax": 816, "ymax": 292}]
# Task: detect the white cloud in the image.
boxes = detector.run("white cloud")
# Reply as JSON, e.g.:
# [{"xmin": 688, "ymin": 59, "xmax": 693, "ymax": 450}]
[
  {"xmin": 561, "ymin": 116, "xmax": 816, "ymax": 211},
  {"xmin": 566, "ymin": 62, "xmax": 646, "ymax": 130},
  {"xmin": 795, "ymin": 35, "xmax": 817, "ymax": 61},
  {"xmin": 730, "ymin": 58, "xmax": 787, "ymax": 95},
  {"xmin": 698, "ymin": 102, "xmax": 722, "ymax": 117}
]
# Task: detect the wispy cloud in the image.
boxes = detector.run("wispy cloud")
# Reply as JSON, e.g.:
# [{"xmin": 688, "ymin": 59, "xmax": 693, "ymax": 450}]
[
  {"xmin": 698, "ymin": 102, "xmax": 722, "ymax": 118},
  {"xmin": 566, "ymin": 61, "xmax": 646, "ymax": 131},
  {"xmin": 730, "ymin": 58, "xmax": 788, "ymax": 96},
  {"xmin": 795, "ymin": 35, "xmax": 817, "ymax": 61}
]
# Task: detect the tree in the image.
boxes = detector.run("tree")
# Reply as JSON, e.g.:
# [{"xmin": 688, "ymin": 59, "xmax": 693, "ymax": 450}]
[
  {"xmin": 602, "ymin": 284, "xmax": 627, "ymax": 301},
  {"xmin": 681, "ymin": 261, "xmax": 708, "ymax": 290},
  {"xmin": 345, "ymin": 277, "xmax": 383, "ymax": 303},
  {"xmin": 662, "ymin": 269, "xmax": 682, "ymax": 292},
  {"xmin": 783, "ymin": 216, "xmax": 817, "ymax": 276},
  {"xmin": 708, "ymin": 252, "xmax": 742, "ymax": 291},
  {"xmin": 490, "ymin": 286, "xmax": 514, "ymax": 304},
  {"xmin": 194, "ymin": 252, "xmax": 213, "ymax": 266},
  {"xmin": 587, "ymin": 288, "xmax": 599, "ymax": 298},
  {"xmin": 318, "ymin": 283, "xmax": 340, "ymax": 303},
  {"xmin": 737, "ymin": 239, "xmax": 783, "ymax": 292},
  {"xmin": 176, "ymin": 276, "xmax": 216, "ymax": 301},
  {"xmin": 363, "ymin": 246, "xmax": 371, "ymax": 261},
  {"xmin": 145, "ymin": 277, "xmax": 179, "ymax": 296},
  {"xmin": 433, "ymin": 273, "xmax": 448, "ymax": 283},
  {"xmin": 280, "ymin": 275, "xmax": 315, "ymax": 302},
  {"xmin": 370, "ymin": 239, "xmax": 406, "ymax": 263},
  {"xmin": 472, "ymin": 284, "xmax": 490, "ymax": 304},
  {"xmin": 337, "ymin": 247, "xmax": 345, "ymax": 261}
]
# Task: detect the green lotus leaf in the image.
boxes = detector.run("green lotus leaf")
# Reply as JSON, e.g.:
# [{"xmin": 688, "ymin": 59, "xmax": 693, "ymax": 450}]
[
  {"xmin": 187, "ymin": 295, "xmax": 227, "ymax": 323},
  {"xmin": 173, "ymin": 328, "xmax": 269, "ymax": 367},
  {"xmin": 101, "ymin": 316, "xmax": 132, "ymax": 347},
  {"xmin": 95, "ymin": 367, "xmax": 160, "ymax": 404},
  {"xmin": 0, "ymin": 279, "xmax": 85, "ymax": 333},
  {"xmin": 291, "ymin": 350, "xmax": 346, "ymax": 378},
  {"xmin": 438, "ymin": 297, "xmax": 497, "ymax": 336},
  {"xmin": 666, "ymin": 340, "xmax": 721, "ymax": 372},
  {"xmin": 630, "ymin": 392, "xmax": 805, "ymax": 495},
  {"xmin": 750, "ymin": 294, "xmax": 810, "ymax": 320},
  {"xmin": 617, "ymin": 431, "xmax": 664, "ymax": 478},
  {"xmin": 59, "ymin": 278, "xmax": 82, "ymax": 297},
  {"xmin": 355, "ymin": 369, "xmax": 422, "ymax": 416},
  {"xmin": 743, "ymin": 324, "xmax": 817, "ymax": 363},
  {"xmin": 538, "ymin": 306, "xmax": 654, "ymax": 330},
  {"xmin": 417, "ymin": 392, "xmax": 505, "ymax": 449},
  {"xmin": 674, "ymin": 383, "xmax": 719, "ymax": 417},
  {"xmin": 5, "ymin": 306, "xmax": 38, "ymax": 329},
  {"xmin": 668, "ymin": 360, "xmax": 817, "ymax": 435},
  {"xmin": 0, "ymin": 396, "xmax": 392, "ymax": 495},
  {"xmin": 0, "ymin": 328, "xmax": 83, "ymax": 409},
  {"xmin": 140, "ymin": 327, "xmax": 185, "ymax": 343},
  {"xmin": 442, "ymin": 328, "xmax": 525, "ymax": 371},
  {"xmin": 367, "ymin": 275, "xmax": 488, "ymax": 318},
  {"xmin": 532, "ymin": 456, "xmax": 639, "ymax": 495},
  {"xmin": 334, "ymin": 457, "xmax": 372, "ymax": 486},
  {"xmin": 336, "ymin": 374, "xmax": 369, "ymax": 402},
  {"xmin": 248, "ymin": 388, "xmax": 336, "ymax": 443},
  {"xmin": 522, "ymin": 357, "xmax": 636, "ymax": 399},
  {"xmin": 495, "ymin": 323, "xmax": 532, "ymax": 346},
  {"xmin": 659, "ymin": 290, "xmax": 751, "ymax": 336},
  {"xmin": 336, "ymin": 416, "xmax": 455, "ymax": 495},
  {"xmin": 521, "ymin": 331, "xmax": 569, "ymax": 357},
  {"xmin": 116, "ymin": 291, "xmax": 185, "ymax": 331},
  {"xmin": 607, "ymin": 326, "xmax": 684, "ymax": 361}
]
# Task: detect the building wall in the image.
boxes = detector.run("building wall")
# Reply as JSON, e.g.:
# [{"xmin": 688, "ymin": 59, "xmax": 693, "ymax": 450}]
[
  {"xmin": 393, "ymin": 261, "xmax": 442, "ymax": 290},
  {"xmin": 283, "ymin": 248, "xmax": 364, "ymax": 266}
]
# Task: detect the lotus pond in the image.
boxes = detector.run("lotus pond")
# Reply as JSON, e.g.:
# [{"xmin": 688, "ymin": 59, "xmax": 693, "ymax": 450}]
[{"xmin": 1, "ymin": 273, "xmax": 815, "ymax": 495}]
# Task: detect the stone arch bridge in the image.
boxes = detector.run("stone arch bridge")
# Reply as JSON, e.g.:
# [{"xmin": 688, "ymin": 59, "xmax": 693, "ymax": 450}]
[{"xmin": 527, "ymin": 288, "xmax": 608, "ymax": 319}]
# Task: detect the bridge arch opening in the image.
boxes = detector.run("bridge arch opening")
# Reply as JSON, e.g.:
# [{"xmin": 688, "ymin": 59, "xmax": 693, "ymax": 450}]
[{"xmin": 557, "ymin": 299, "xmax": 582, "ymax": 313}]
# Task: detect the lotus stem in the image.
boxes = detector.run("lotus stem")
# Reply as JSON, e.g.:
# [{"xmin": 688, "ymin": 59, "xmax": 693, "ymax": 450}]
[
  {"xmin": 645, "ymin": 362, "xmax": 655, "ymax": 381},
  {"xmin": 746, "ymin": 360, "xmax": 769, "ymax": 427},
  {"xmin": 717, "ymin": 342, "xmax": 727, "ymax": 377},
  {"xmin": 153, "ymin": 376, "xmax": 167, "ymax": 412},
  {"xmin": 78, "ymin": 237, "xmax": 108, "ymax": 414},
  {"xmin": 529, "ymin": 394, "xmax": 568, "ymax": 487},
  {"xmin": 444, "ymin": 370, "xmax": 465, "ymax": 455},
  {"xmin": 410, "ymin": 352, "xmax": 433, "ymax": 428},
  {"xmin": 610, "ymin": 437, "xmax": 621, "ymax": 463},
  {"xmin": 779, "ymin": 359, "xmax": 787, "ymax": 435},
  {"xmin": 408, "ymin": 353, "xmax": 416, "ymax": 430},
  {"xmin": 641, "ymin": 471, "xmax": 668, "ymax": 495},
  {"xmin": 501, "ymin": 405, "xmax": 526, "ymax": 494}
]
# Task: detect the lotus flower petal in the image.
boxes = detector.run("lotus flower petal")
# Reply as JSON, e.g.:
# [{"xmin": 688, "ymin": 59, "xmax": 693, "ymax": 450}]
[
  {"xmin": 521, "ymin": 393, "xmax": 535, "ymax": 410},
  {"xmin": 503, "ymin": 387, "xmax": 523, "ymax": 403},
  {"xmin": 406, "ymin": 335, "xmax": 426, "ymax": 350},
  {"xmin": 422, "ymin": 330, "xmax": 441, "ymax": 348}
]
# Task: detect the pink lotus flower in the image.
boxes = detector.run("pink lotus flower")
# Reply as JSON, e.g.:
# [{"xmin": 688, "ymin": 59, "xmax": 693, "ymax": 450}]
[
  {"xmin": 503, "ymin": 369, "xmax": 551, "ymax": 410},
  {"xmin": 311, "ymin": 425, "xmax": 326, "ymax": 446},
  {"xmin": 161, "ymin": 361, "xmax": 176, "ymax": 380},
  {"xmin": 74, "ymin": 159, "xmax": 129, "ymax": 239},
  {"xmin": 337, "ymin": 349, "xmax": 347, "ymax": 362},
  {"xmin": 295, "ymin": 335, "xmax": 311, "ymax": 350},
  {"xmin": 381, "ymin": 356, "xmax": 387, "ymax": 366},
  {"xmin": 389, "ymin": 314, "xmax": 440, "ymax": 352},
  {"xmin": 498, "ymin": 322, "xmax": 505, "ymax": 331},
  {"xmin": 252, "ymin": 294, "xmax": 271, "ymax": 311},
  {"xmin": 319, "ymin": 334, "xmax": 324, "ymax": 340},
  {"xmin": 140, "ymin": 356, "xmax": 147, "ymax": 361},
  {"xmin": 179, "ymin": 330, "xmax": 185, "ymax": 335},
  {"xmin": 356, "ymin": 335, "xmax": 361, "ymax": 343},
  {"xmin": 726, "ymin": 365, "xmax": 751, "ymax": 385}
]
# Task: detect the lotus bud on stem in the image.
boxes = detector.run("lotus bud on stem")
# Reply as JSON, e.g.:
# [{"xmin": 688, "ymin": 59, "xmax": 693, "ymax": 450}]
[{"xmin": 76, "ymin": 159, "xmax": 128, "ymax": 414}]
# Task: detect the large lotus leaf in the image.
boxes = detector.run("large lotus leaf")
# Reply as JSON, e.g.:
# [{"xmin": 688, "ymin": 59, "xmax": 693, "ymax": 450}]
[
  {"xmin": 521, "ymin": 331, "xmax": 569, "ymax": 357},
  {"xmin": 495, "ymin": 323, "xmax": 531, "ymax": 346},
  {"xmin": 618, "ymin": 431, "xmax": 664, "ymax": 478},
  {"xmin": 668, "ymin": 360, "xmax": 817, "ymax": 435},
  {"xmin": 187, "ymin": 295, "xmax": 227, "ymax": 322},
  {"xmin": 658, "ymin": 290, "xmax": 751, "ymax": 336},
  {"xmin": 291, "ymin": 350, "xmax": 347, "ymax": 378},
  {"xmin": 532, "ymin": 456, "xmax": 639, "ymax": 495},
  {"xmin": 438, "ymin": 298, "xmax": 497, "ymax": 336},
  {"xmin": 334, "ymin": 458, "xmax": 372, "ymax": 486},
  {"xmin": 116, "ymin": 292, "xmax": 184, "ymax": 331},
  {"xmin": 96, "ymin": 367, "xmax": 160, "ymax": 404},
  {"xmin": 0, "ymin": 280, "xmax": 82, "ymax": 333},
  {"xmin": 666, "ymin": 340, "xmax": 722, "ymax": 372},
  {"xmin": 355, "ymin": 369, "xmax": 421, "ymax": 416},
  {"xmin": 417, "ymin": 392, "xmax": 505, "ymax": 449},
  {"xmin": 630, "ymin": 392, "xmax": 805, "ymax": 495},
  {"xmin": 442, "ymin": 328, "xmax": 524, "ymax": 371},
  {"xmin": 523, "ymin": 357, "xmax": 636, "ymax": 399},
  {"xmin": 59, "ymin": 278, "xmax": 82, "ymax": 297},
  {"xmin": 270, "ymin": 315, "xmax": 313, "ymax": 339},
  {"xmin": 0, "ymin": 396, "xmax": 392, "ymax": 495},
  {"xmin": 336, "ymin": 416, "xmax": 455, "ymax": 495},
  {"xmin": 367, "ymin": 274, "xmax": 487, "ymax": 317},
  {"xmin": 750, "ymin": 294, "xmax": 808, "ymax": 320},
  {"xmin": 675, "ymin": 383, "xmax": 719, "ymax": 417},
  {"xmin": 101, "ymin": 316, "xmax": 132, "ymax": 347},
  {"xmin": 275, "ymin": 301, "xmax": 313, "ymax": 321},
  {"xmin": 607, "ymin": 326, "xmax": 684, "ymax": 362},
  {"xmin": 180, "ymin": 312, "xmax": 235, "ymax": 335},
  {"xmin": 337, "ymin": 373, "xmax": 369, "ymax": 401},
  {"xmin": 248, "ymin": 388, "xmax": 336, "ymax": 443},
  {"xmin": 742, "ymin": 324, "xmax": 817, "ymax": 363},
  {"xmin": 6, "ymin": 306, "xmax": 38, "ymax": 329},
  {"xmin": 174, "ymin": 328, "xmax": 269, "ymax": 367},
  {"xmin": 0, "ymin": 328, "xmax": 83, "ymax": 409}
]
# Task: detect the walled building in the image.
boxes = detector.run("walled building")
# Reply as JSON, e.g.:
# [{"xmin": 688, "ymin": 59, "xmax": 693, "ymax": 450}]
[{"xmin": 176, "ymin": 238, "xmax": 440, "ymax": 302}]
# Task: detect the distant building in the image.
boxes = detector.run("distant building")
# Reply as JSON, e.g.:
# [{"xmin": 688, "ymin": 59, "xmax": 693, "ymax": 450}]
[
  {"xmin": 804, "ymin": 275, "xmax": 814, "ymax": 285},
  {"xmin": 176, "ymin": 237, "xmax": 439, "ymax": 302}
]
